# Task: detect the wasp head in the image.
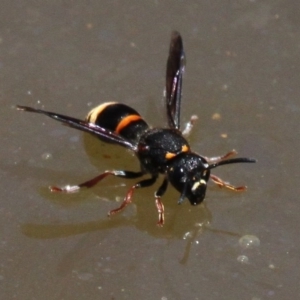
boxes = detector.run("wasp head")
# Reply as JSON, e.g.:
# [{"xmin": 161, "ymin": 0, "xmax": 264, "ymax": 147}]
[{"xmin": 167, "ymin": 153, "xmax": 210, "ymax": 205}]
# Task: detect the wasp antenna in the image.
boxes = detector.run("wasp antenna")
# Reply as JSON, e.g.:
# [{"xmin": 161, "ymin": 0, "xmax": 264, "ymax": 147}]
[{"xmin": 209, "ymin": 158, "xmax": 256, "ymax": 169}]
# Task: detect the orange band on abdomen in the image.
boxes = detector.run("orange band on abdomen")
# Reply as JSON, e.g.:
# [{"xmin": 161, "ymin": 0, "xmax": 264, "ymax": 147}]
[{"xmin": 115, "ymin": 115, "xmax": 142, "ymax": 133}]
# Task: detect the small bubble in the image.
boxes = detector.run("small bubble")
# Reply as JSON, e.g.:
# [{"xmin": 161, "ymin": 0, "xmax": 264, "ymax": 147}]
[
  {"xmin": 41, "ymin": 152, "xmax": 52, "ymax": 160},
  {"xmin": 221, "ymin": 84, "xmax": 228, "ymax": 91},
  {"xmin": 103, "ymin": 268, "xmax": 115, "ymax": 274},
  {"xmin": 69, "ymin": 135, "xmax": 79, "ymax": 143},
  {"xmin": 239, "ymin": 235, "xmax": 260, "ymax": 249},
  {"xmin": 237, "ymin": 255, "xmax": 249, "ymax": 264},
  {"xmin": 73, "ymin": 269, "xmax": 94, "ymax": 281},
  {"xmin": 212, "ymin": 113, "xmax": 221, "ymax": 120},
  {"xmin": 269, "ymin": 264, "xmax": 275, "ymax": 269},
  {"xmin": 115, "ymin": 196, "xmax": 122, "ymax": 202},
  {"xmin": 77, "ymin": 272, "xmax": 93, "ymax": 281}
]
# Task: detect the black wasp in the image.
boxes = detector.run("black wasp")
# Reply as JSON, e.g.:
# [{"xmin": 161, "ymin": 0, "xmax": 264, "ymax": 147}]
[{"xmin": 17, "ymin": 31, "xmax": 256, "ymax": 226}]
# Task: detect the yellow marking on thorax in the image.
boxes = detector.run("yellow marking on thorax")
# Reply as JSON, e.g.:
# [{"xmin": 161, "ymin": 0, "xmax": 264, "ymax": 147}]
[
  {"xmin": 165, "ymin": 144, "xmax": 190, "ymax": 160},
  {"xmin": 181, "ymin": 145, "xmax": 189, "ymax": 152},
  {"xmin": 165, "ymin": 152, "xmax": 176, "ymax": 159}
]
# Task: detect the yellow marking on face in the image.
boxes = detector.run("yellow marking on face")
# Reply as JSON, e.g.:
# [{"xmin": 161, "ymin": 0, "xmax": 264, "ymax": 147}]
[
  {"xmin": 115, "ymin": 114, "xmax": 141, "ymax": 133},
  {"xmin": 200, "ymin": 179, "xmax": 206, "ymax": 185},
  {"xmin": 191, "ymin": 179, "xmax": 207, "ymax": 191},
  {"xmin": 86, "ymin": 102, "xmax": 117, "ymax": 123}
]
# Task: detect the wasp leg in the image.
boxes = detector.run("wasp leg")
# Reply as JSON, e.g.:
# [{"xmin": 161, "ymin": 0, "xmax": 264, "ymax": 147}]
[
  {"xmin": 205, "ymin": 150, "xmax": 237, "ymax": 164},
  {"xmin": 210, "ymin": 174, "xmax": 246, "ymax": 191},
  {"xmin": 50, "ymin": 170, "xmax": 144, "ymax": 193},
  {"xmin": 182, "ymin": 115, "xmax": 198, "ymax": 137},
  {"xmin": 108, "ymin": 175, "xmax": 158, "ymax": 217},
  {"xmin": 155, "ymin": 178, "xmax": 169, "ymax": 226}
]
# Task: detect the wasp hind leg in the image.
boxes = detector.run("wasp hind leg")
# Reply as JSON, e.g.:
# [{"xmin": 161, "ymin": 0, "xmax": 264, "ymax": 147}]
[
  {"xmin": 210, "ymin": 174, "xmax": 247, "ymax": 192},
  {"xmin": 50, "ymin": 170, "xmax": 145, "ymax": 193}
]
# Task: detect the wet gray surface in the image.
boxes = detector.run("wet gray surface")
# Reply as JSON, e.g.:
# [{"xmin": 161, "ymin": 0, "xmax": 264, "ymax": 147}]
[{"xmin": 1, "ymin": 1, "xmax": 300, "ymax": 299}]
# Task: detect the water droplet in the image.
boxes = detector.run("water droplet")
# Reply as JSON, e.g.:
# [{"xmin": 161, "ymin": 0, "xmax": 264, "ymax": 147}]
[
  {"xmin": 269, "ymin": 264, "xmax": 275, "ymax": 269},
  {"xmin": 69, "ymin": 135, "xmax": 79, "ymax": 143},
  {"xmin": 41, "ymin": 152, "xmax": 52, "ymax": 160},
  {"xmin": 77, "ymin": 272, "xmax": 93, "ymax": 281},
  {"xmin": 183, "ymin": 232, "xmax": 193, "ymax": 240},
  {"xmin": 237, "ymin": 255, "xmax": 249, "ymax": 264},
  {"xmin": 239, "ymin": 235, "xmax": 260, "ymax": 249}
]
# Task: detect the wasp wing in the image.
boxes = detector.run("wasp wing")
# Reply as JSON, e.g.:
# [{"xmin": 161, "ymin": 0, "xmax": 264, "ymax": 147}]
[
  {"xmin": 16, "ymin": 105, "xmax": 137, "ymax": 151},
  {"xmin": 165, "ymin": 31, "xmax": 185, "ymax": 130}
]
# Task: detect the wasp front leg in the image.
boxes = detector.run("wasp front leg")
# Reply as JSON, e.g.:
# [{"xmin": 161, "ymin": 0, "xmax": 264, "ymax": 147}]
[{"xmin": 210, "ymin": 174, "xmax": 246, "ymax": 192}]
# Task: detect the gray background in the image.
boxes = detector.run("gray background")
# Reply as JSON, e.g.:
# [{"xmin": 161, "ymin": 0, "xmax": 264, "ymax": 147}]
[{"xmin": 2, "ymin": 1, "xmax": 299, "ymax": 299}]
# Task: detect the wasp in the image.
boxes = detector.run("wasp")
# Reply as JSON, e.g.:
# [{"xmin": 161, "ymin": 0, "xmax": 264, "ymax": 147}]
[{"xmin": 17, "ymin": 31, "xmax": 256, "ymax": 226}]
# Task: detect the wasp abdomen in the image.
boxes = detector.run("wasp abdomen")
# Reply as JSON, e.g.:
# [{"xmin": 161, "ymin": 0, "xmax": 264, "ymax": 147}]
[{"xmin": 86, "ymin": 102, "xmax": 149, "ymax": 143}]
